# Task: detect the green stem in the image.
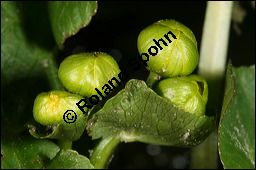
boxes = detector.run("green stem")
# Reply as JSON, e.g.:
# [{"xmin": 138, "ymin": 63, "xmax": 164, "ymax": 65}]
[
  {"xmin": 190, "ymin": 129, "xmax": 218, "ymax": 169},
  {"xmin": 58, "ymin": 139, "xmax": 72, "ymax": 150},
  {"xmin": 191, "ymin": 1, "xmax": 233, "ymax": 169},
  {"xmin": 146, "ymin": 71, "xmax": 161, "ymax": 88},
  {"xmin": 90, "ymin": 136, "xmax": 120, "ymax": 169},
  {"xmin": 198, "ymin": 1, "xmax": 233, "ymax": 110}
]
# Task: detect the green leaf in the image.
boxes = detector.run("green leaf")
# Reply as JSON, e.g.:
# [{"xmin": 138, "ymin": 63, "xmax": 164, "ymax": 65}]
[
  {"xmin": 1, "ymin": 136, "xmax": 60, "ymax": 169},
  {"xmin": 48, "ymin": 1, "xmax": 97, "ymax": 48},
  {"xmin": 46, "ymin": 149, "xmax": 94, "ymax": 169},
  {"xmin": 29, "ymin": 114, "xmax": 87, "ymax": 141},
  {"xmin": 219, "ymin": 64, "xmax": 255, "ymax": 169},
  {"xmin": 89, "ymin": 79, "xmax": 215, "ymax": 147},
  {"xmin": 1, "ymin": 1, "xmax": 62, "ymax": 135},
  {"xmin": 28, "ymin": 103, "xmax": 100, "ymax": 141}
]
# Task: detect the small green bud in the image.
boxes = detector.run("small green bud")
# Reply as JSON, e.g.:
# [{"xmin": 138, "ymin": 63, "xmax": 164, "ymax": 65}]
[
  {"xmin": 33, "ymin": 90, "xmax": 85, "ymax": 125},
  {"xmin": 137, "ymin": 19, "xmax": 199, "ymax": 78},
  {"xmin": 58, "ymin": 52, "xmax": 121, "ymax": 97},
  {"xmin": 154, "ymin": 75, "xmax": 208, "ymax": 115}
]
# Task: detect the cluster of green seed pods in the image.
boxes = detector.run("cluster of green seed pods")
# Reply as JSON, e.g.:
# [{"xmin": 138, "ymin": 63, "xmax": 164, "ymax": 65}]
[
  {"xmin": 137, "ymin": 19, "xmax": 208, "ymax": 115},
  {"xmin": 32, "ymin": 19, "xmax": 208, "ymax": 129},
  {"xmin": 33, "ymin": 52, "xmax": 121, "ymax": 126}
]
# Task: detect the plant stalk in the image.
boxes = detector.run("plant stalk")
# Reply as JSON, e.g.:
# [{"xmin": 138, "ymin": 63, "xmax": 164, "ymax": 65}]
[
  {"xmin": 90, "ymin": 136, "xmax": 120, "ymax": 169},
  {"xmin": 198, "ymin": 1, "xmax": 233, "ymax": 110},
  {"xmin": 146, "ymin": 71, "xmax": 161, "ymax": 88},
  {"xmin": 57, "ymin": 139, "xmax": 72, "ymax": 150},
  {"xmin": 191, "ymin": 1, "xmax": 233, "ymax": 169}
]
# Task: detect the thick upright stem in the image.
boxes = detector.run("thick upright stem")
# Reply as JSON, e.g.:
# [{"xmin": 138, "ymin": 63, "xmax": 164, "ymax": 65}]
[
  {"xmin": 191, "ymin": 1, "xmax": 233, "ymax": 169},
  {"xmin": 190, "ymin": 129, "xmax": 218, "ymax": 169},
  {"xmin": 90, "ymin": 136, "xmax": 120, "ymax": 169},
  {"xmin": 198, "ymin": 1, "xmax": 233, "ymax": 110}
]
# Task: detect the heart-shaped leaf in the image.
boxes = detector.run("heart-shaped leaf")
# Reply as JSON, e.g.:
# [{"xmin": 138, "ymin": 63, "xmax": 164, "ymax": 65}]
[
  {"xmin": 1, "ymin": 1, "xmax": 62, "ymax": 136},
  {"xmin": 218, "ymin": 63, "xmax": 255, "ymax": 169},
  {"xmin": 89, "ymin": 79, "xmax": 215, "ymax": 147},
  {"xmin": 45, "ymin": 149, "xmax": 94, "ymax": 169},
  {"xmin": 48, "ymin": 1, "xmax": 97, "ymax": 48},
  {"xmin": 1, "ymin": 136, "xmax": 59, "ymax": 169}
]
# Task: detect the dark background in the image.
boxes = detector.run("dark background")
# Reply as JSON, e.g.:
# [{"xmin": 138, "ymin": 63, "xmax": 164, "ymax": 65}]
[{"xmin": 65, "ymin": 1, "xmax": 255, "ymax": 169}]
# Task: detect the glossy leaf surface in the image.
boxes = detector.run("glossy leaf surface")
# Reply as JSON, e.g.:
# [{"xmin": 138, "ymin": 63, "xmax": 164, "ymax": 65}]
[
  {"xmin": 89, "ymin": 79, "xmax": 215, "ymax": 147},
  {"xmin": 46, "ymin": 149, "xmax": 94, "ymax": 169},
  {"xmin": 219, "ymin": 64, "xmax": 255, "ymax": 169},
  {"xmin": 48, "ymin": 1, "xmax": 97, "ymax": 48},
  {"xmin": 1, "ymin": 136, "xmax": 59, "ymax": 169}
]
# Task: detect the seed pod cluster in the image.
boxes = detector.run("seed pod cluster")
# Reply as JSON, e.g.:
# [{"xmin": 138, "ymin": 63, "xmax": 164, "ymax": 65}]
[
  {"xmin": 33, "ymin": 52, "xmax": 121, "ymax": 126},
  {"xmin": 137, "ymin": 19, "xmax": 208, "ymax": 115}
]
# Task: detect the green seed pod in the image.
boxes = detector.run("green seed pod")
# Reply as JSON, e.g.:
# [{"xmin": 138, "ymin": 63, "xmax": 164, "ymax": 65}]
[
  {"xmin": 137, "ymin": 19, "xmax": 199, "ymax": 78},
  {"xmin": 154, "ymin": 75, "xmax": 208, "ymax": 115},
  {"xmin": 58, "ymin": 52, "xmax": 121, "ymax": 97},
  {"xmin": 33, "ymin": 90, "xmax": 86, "ymax": 125}
]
